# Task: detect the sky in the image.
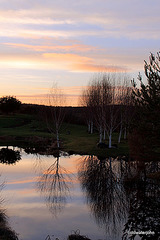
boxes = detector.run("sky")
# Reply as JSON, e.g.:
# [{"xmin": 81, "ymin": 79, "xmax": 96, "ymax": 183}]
[{"xmin": 0, "ymin": 0, "xmax": 160, "ymax": 106}]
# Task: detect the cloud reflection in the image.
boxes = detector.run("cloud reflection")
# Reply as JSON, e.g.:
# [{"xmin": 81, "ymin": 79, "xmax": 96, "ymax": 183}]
[{"xmin": 0, "ymin": 182, "xmax": 19, "ymax": 240}]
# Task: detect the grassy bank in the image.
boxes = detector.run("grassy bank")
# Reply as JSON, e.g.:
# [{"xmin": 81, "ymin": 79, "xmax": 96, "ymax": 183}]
[{"xmin": 0, "ymin": 114, "xmax": 129, "ymax": 158}]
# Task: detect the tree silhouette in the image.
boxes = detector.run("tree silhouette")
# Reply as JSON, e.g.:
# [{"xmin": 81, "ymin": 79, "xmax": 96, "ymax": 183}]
[
  {"xmin": 132, "ymin": 52, "xmax": 160, "ymax": 110},
  {"xmin": 131, "ymin": 52, "xmax": 160, "ymax": 160},
  {"xmin": 0, "ymin": 96, "xmax": 21, "ymax": 114}
]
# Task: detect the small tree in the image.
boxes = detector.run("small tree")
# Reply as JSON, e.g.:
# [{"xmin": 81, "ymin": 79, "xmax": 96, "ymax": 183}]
[
  {"xmin": 117, "ymin": 77, "xmax": 134, "ymax": 143},
  {"xmin": 0, "ymin": 96, "xmax": 21, "ymax": 114},
  {"xmin": 104, "ymin": 75, "xmax": 120, "ymax": 148},
  {"xmin": 43, "ymin": 86, "xmax": 66, "ymax": 149},
  {"xmin": 132, "ymin": 53, "xmax": 160, "ymax": 110},
  {"xmin": 132, "ymin": 52, "xmax": 160, "ymax": 126},
  {"xmin": 81, "ymin": 88, "xmax": 94, "ymax": 134}
]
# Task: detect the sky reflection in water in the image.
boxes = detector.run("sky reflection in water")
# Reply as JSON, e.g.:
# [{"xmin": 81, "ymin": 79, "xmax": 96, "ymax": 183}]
[
  {"xmin": 0, "ymin": 148, "xmax": 109, "ymax": 240},
  {"xmin": 0, "ymin": 148, "xmax": 159, "ymax": 240}
]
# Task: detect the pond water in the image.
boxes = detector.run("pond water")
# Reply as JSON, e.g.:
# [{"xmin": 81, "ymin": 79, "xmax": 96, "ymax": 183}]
[{"xmin": 0, "ymin": 147, "xmax": 159, "ymax": 240}]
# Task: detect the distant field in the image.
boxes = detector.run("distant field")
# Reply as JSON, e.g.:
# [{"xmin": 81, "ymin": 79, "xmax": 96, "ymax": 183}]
[
  {"xmin": 0, "ymin": 114, "xmax": 50, "ymax": 137},
  {"xmin": 0, "ymin": 113, "xmax": 129, "ymax": 158}
]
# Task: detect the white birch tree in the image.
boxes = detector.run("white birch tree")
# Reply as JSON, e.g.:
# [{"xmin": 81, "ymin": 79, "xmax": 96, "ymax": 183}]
[
  {"xmin": 103, "ymin": 74, "xmax": 121, "ymax": 148},
  {"xmin": 117, "ymin": 76, "xmax": 134, "ymax": 143},
  {"xmin": 82, "ymin": 73, "xmax": 133, "ymax": 148},
  {"xmin": 44, "ymin": 85, "xmax": 66, "ymax": 149},
  {"xmin": 88, "ymin": 74, "xmax": 112, "ymax": 144},
  {"xmin": 81, "ymin": 88, "xmax": 94, "ymax": 134}
]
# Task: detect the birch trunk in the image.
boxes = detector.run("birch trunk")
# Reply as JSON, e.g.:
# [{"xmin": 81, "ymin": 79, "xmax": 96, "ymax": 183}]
[
  {"xmin": 99, "ymin": 126, "xmax": 103, "ymax": 143},
  {"xmin": 118, "ymin": 125, "xmax": 122, "ymax": 143},
  {"xmin": 91, "ymin": 121, "xmax": 93, "ymax": 134},
  {"xmin": 103, "ymin": 129, "xmax": 106, "ymax": 140},
  {"xmin": 108, "ymin": 130, "xmax": 112, "ymax": 148},
  {"xmin": 88, "ymin": 121, "xmax": 91, "ymax": 133},
  {"xmin": 124, "ymin": 126, "xmax": 127, "ymax": 140}
]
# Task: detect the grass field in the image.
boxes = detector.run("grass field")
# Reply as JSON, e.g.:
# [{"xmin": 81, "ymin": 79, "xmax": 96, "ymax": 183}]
[{"xmin": 0, "ymin": 113, "xmax": 129, "ymax": 158}]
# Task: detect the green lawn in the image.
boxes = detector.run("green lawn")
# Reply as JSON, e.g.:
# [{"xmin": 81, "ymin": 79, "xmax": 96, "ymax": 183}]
[
  {"xmin": 0, "ymin": 114, "xmax": 129, "ymax": 158},
  {"xmin": 61, "ymin": 126, "xmax": 129, "ymax": 157},
  {"xmin": 0, "ymin": 114, "xmax": 49, "ymax": 137}
]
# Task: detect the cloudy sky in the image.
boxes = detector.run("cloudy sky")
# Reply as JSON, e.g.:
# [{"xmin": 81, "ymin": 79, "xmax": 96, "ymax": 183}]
[{"xmin": 0, "ymin": 0, "xmax": 159, "ymax": 105}]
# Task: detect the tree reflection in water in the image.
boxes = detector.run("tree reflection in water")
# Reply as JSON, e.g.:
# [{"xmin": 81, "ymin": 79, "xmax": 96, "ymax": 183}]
[
  {"xmin": 78, "ymin": 156, "xmax": 160, "ymax": 239},
  {"xmin": 78, "ymin": 155, "xmax": 128, "ymax": 235},
  {"xmin": 0, "ymin": 147, "xmax": 21, "ymax": 165},
  {"xmin": 37, "ymin": 154, "xmax": 72, "ymax": 216},
  {"xmin": 122, "ymin": 161, "xmax": 160, "ymax": 240}
]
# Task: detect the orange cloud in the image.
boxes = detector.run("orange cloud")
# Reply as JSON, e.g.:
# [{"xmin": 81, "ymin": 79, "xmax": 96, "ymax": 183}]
[
  {"xmin": 72, "ymin": 63, "xmax": 127, "ymax": 72},
  {"xmin": 0, "ymin": 46, "xmax": 128, "ymax": 73},
  {"xmin": 43, "ymin": 53, "xmax": 127, "ymax": 72},
  {"xmin": 17, "ymin": 93, "xmax": 81, "ymax": 106},
  {"xmin": 43, "ymin": 52, "xmax": 104, "ymax": 72},
  {"xmin": 17, "ymin": 86, "xmax": 84, "ymax": 106},
  {"xmin": 4, "ymin": 42, "xmax": 97, "ymax": 53},
  {"xmin": 43, "ymin": 52, "xmax": 92, "ymax": 62}
]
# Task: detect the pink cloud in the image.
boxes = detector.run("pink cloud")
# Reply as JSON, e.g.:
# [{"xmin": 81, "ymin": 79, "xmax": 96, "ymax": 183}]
[{"xmin": 4, "ymin": 42, "xmax": 97, "ymax": 53}]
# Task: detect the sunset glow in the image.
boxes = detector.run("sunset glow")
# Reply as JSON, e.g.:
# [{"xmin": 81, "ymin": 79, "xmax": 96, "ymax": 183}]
[{"xmin": 0, "ymin": 0, "xmax": 160, "ymax": 106}]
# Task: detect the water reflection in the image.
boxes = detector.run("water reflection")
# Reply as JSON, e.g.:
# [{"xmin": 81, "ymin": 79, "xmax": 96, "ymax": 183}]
[
  {"xmin": 0, "ymin": 145, "xmax": 159, "ymax": 240},
  {"xmin": 78, "ymin": 156, "xmax": 128, "ymax": 235},
  {"xmin": 122, "ymin": 160, "xmax": 160, "ymax": 240},
  {"xmin": 0, "ymin": 182, "xmax": 19, "ymax": 240},
  {"xmin": 37, "ymin": 153, "xmax": 72, "ymax": 216},
  {"xmin": 78, "ymin": 156, "xmax": 160, "ymax": 239},
  {"xmin": 0, "ymin": 147, "xmax": 21, "ymax": 165}
]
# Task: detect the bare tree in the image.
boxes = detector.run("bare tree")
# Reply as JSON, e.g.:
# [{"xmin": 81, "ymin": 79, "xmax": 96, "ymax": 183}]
[
  {"xmin": 81, "ymin": 72, "xmax": 134, "ymax": 148},
  {"xmin": 81, "ymin": 73, "xmax": 112, "ymax": 144},
  {"xmin": 117, "ymin": 75, "xmax": 134, "ymax": 143},
  {"xmin": 81, "ymin": 88, "xmax": 94, "ymax": 134},
  {"xmin": 104, "ymin": 74, "xmax": 120, "ymax": 148},
  {"xmin": 44, "ymin": 85, "xmax": 66, "ymax": 148}
]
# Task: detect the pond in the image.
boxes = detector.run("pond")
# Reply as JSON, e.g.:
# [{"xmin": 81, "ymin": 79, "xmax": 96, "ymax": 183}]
[{"xmin": 0, "ymin": 147, "xmax": 159, "ymax": 240}]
